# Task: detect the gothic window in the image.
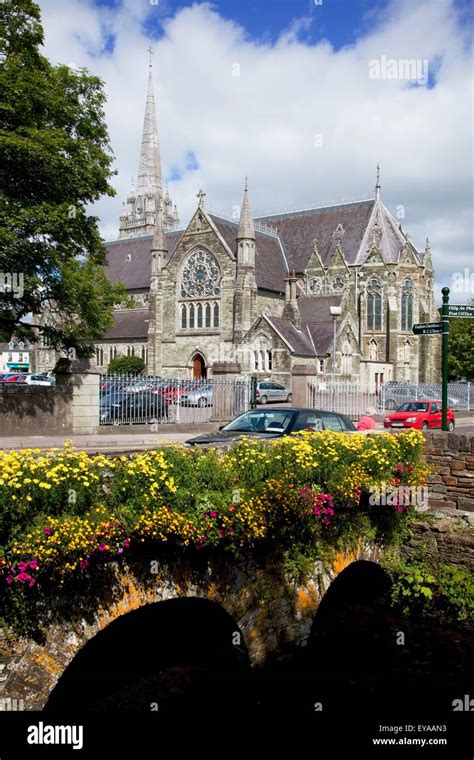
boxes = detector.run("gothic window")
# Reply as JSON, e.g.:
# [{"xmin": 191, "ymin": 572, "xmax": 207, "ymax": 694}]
[
  {"xmin": 309, "ymin": 276, "xmax": 322, "ymax": 294},
  {"xmin": 96, "ymin": 347, "xmax": 104, "ymax": 366},
  {"xmin": 318, "ymin": 359, "xmax": 325, "ymax": 373},
  {"xmin": 109, "ymin": 347, "xmax": 114, "ymax": 364},
  {"xmin": 267, "ymin": 350, "xmax": 273, "ymax": 371},
  {"xmin": 254, "ymin": 334, "xmax": 273, "ymax": 372},
  {"xmin": 367, "ymin": 278, "xmax": 382, "ymax": 331},
  {"xmin": 401, "ymin": 278, "xmax": 414, "ymax": 332},
  {"xmin": 332, "ymin": 275, "xmax": 345, "ymax": 292},
  {"xmin": 179, "ymin": 249, "xmax": 221, "ymax": 331},
  {"xmin": 254, "ymin": 351, "xmax": 259, "ymax": 371},
  {"xmin": 180, "ymin": 250, "xmax": 221, "ymax": 299}
]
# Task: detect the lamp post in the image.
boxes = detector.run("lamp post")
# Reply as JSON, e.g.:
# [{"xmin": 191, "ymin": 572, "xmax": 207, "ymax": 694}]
[{"xmin": 330, "ymin": 305, "xmax": 342, "ymax": 411}]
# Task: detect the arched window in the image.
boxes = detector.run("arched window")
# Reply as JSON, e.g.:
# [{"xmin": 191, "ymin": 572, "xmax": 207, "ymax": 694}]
[
  {"xmin": 189, "ymin": 304, "xmax": 195, "ymax": 329},
  {"xmin": 213, "ymin": 303, "xmax": 219, "ymax": 327},
  {"xmin": 401, "ymin": 278, "xmax": 414, "ymax": 332},
  {"xmin": 205, "ymin": 303, "xmax": 211, "ymax": 328},
  {"xmin": 178, "ymin": 249, "xmax": 222, "ymax": 331},
  {"xmin": 197, "ymin": 303, "xmax": 203, "ymax": 328},
  {"xmin": 367, "ymin": 278, "xmax": 382, "ymax": 331},
  {"xmin": 341, "ymin": 340, "xmax": 353, "ymax": 375},
  {"xmin": 181, "ymin": 305, "xmax": 187, "ymax": 329},
  {"xmin": 254, "ymin": 334, "xmax": 273, "ymax": 372}
]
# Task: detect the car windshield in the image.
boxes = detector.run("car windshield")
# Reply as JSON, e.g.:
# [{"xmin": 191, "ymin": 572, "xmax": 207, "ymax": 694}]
[
  {"xmin": 223, "ymin": 410, "xmax": 295, "ymax": 433},
  {"xmin": 397, "ymin": 402, "xmax": 429, "ymax": 412}
]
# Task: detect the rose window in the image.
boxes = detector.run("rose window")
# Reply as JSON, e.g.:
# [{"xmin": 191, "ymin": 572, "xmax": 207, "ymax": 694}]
[{"xmin": 181, "ymin": 250, "xmax": 221, "ymax": 298}]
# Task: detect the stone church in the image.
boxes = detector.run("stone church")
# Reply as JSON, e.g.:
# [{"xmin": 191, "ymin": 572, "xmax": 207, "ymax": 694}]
[{"xmin": 36, "ymin": 63, "xmax": 441, "ymax": 389}]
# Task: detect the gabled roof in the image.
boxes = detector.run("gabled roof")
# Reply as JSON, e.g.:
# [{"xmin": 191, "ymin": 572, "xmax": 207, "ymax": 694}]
[
  {"xmin": 102, "ymin": 309, "xmax": 150, "ymax": 340},
  {"xmin": 265, "ymin": 316, "xmax": 315, "ymax": 356},
  {"xmin": 299, "ymin": 295, "xmax": 343, "ymax": 355},
  {"xmin": 256, "ymin": 200, "xmax": 375, "ymax": 271}
]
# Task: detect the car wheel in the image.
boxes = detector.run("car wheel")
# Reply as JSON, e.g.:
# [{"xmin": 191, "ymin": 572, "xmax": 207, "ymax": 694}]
[
  {"xmin": 422, "ymin": 421, "xmax": 429, "ymax": 430},
  {"xmin": 259, "ymin": 395, "xmax": 268, "ymax": 405},
  {"xmin": 198, "ymin": 396, "xmax": 207, "ymax": 408},
  {"xmin": 448, "ymin": 420, "xmax": 455, "ymax": 431},
  {"xmin": 286, "ymin": 393, "xmax": 293, "ymax": 403}
]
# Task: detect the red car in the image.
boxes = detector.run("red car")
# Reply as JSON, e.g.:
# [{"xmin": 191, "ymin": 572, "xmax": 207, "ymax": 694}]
[{"xmin": 384, "ymin": 400, "xmax": 455, "ymax": 431}]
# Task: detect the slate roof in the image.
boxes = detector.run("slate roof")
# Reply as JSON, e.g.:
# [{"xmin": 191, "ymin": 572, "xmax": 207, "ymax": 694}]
[
  {"xmin": 209, "ymin": 214, "xmax": 288, "ymax": 293},
  {"xmin": 256, "ymin": 200, "xmax": 375, "ymax": 271},
  {"xmin": 263, "ymin": 296, "xmax": 343, "ymax": 357},
  {"xmin": 104, "ymin": 231, "xmax": 182, "ymax": 290},
  {"xmin": 102, "ymin": 309, "xmax": 150, "ymax": 340}
]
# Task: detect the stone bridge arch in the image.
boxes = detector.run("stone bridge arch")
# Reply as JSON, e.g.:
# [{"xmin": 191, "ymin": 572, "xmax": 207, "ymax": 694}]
[{"xmin": 1, "ymin": 544, "xmax": 385, "ymax": 710}]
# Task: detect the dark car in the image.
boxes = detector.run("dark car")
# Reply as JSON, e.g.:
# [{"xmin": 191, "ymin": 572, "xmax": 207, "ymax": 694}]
[
  {"xmin": 100, "ymin": 391, "xmax": 171, "ymax": 425},
  {"xmin": 186, "ymin": 407, "xmax": 356, "ymax": 445}
]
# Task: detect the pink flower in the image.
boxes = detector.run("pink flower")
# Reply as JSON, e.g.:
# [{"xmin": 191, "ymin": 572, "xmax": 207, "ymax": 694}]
[
  {"xmin": 79, "ymin": 559, "xmax": 89, "ymax": 570},
  {"xmin": 6, "ymin": 576, "xmax": 13, "ymax": 585},
  {"xmin": 397, "ymin": 464, "xmax": 404, "ymax": 471},
  {"xmin": 44, "ymin": 527, "xmax": 51, "ymax": 535},
  {"xmin": 229, "ymin": 505, "xmax": 235, "ymax": 512},
  {"xmin": 217, "ymin": 530, "xmax": 224, "ymax": 536},
  {"xmin": 209, "ymin": 511, "xmax": 217, "ymax": 518},
  {"xmin": 28, "ymin": 578, "xmax": 36, "ymax": 587},
  {"xmin": 29, "ymin": 560, "xmax": 39, "ymax": 570},
  {"xmin": 18, "ymin": 561, "xmax": 28, "ymax": 572},
  {"xmin": 123, "ymin": 539, "xmax": 130, "ymax": 548},
  {"xmin": 98, "ymin": 543, "xmax": 107, "ymax": 552},
  {"xmin": 117, "ymin": 548, "xmax": 124, "ymax": 554}
]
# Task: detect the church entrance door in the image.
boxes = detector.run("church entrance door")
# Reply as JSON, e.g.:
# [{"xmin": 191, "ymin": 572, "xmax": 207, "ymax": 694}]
[{"xmin": 192, "ymin": 353, "xmax": 207, "ymax": 379}]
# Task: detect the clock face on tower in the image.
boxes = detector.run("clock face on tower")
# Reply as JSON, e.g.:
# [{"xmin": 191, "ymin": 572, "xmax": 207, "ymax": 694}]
[{"xmin": 180, "ymin": 250, "xmax": 221, "ymax": 298}]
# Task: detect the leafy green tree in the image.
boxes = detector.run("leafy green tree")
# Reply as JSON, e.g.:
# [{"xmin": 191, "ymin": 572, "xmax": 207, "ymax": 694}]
[
  {"xmin": 448, "ymin": 318, "xmax": 474, "ymax": 380},
  {"xmin": 107, "ymin": 356, "xmax": 146, "ymax": 375},
  {"xmin": 0, "ymin": 0, "xmax": 125, "ymax": 355}
]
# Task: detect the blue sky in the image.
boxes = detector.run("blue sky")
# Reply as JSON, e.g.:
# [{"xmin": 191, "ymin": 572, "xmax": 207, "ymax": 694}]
[{"xmin": 39, "ymin": 0, "xmax": 473, "ymax": 300}]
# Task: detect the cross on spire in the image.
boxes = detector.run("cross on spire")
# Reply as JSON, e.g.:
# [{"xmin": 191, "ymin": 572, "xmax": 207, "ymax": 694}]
[
  {"xmin": 375, "ymin": 163, "xmax": 381, "ymax": 199},
  {"xmin": 147, "ymin": 45, "xmax": 153, "ymax": 66},
  {"xmin": 197, "ymin": 189, "xmax": 206, "ymax": 207}
]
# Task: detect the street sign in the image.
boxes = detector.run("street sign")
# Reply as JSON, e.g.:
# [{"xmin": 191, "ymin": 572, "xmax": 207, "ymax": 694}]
[
  {"xmin": 447, "ymin": 304, "xmax": 474, "ymax": 319},
  {"xmin": 412, "ymin": 322, "xmax": 443, "ymax": 335}
]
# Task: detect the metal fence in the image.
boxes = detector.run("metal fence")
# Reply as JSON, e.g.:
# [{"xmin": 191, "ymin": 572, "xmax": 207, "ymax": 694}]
[
  {"xmin": 309, "ymin": 381, "xmax": 379, "ymax": 420},
  {"xmin": 99, "ymin": 374, "xmax": 251, "ymax": 426},
  {"xmin": 309, "ymin": 380, "xmax": 473, "ymax": 419},
  {"xmin": 380, "ymin": 382, "xmax": 472, "ymax": 412}
]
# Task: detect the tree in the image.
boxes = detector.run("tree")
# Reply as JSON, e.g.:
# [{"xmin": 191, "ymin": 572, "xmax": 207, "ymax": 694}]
[
  {"xmin": 107, "ymin": 356, "xmax": 146, "ymax": 375},
  {"xmin": 0, "ymin": 0, "xmax": 126, "ymax": 355},
  {"xmin": 448, "ymin": 318, "xmax": 474, "ymax": 381}
]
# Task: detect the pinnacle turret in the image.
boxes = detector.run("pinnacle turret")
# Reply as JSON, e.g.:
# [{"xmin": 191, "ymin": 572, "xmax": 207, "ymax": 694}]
[{"xmin": 237, "ymin": 178, "xmax": 255, "ymax": 240}]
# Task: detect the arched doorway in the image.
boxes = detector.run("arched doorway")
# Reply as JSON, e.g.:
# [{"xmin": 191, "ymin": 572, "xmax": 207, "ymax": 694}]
[{"xmin": 192, "ymin": 352, "xmax": 207, "ymax": 378}]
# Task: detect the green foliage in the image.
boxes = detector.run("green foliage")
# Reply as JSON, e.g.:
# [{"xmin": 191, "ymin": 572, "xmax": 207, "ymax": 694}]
[
  {"xmin": 107, "ymin": 356, "xmax": 146, "ymax": 374},
  {"xmin": 391, "ymin": 558, "xmax": 474, "ymax": 623},
  {"xmin": 448, "ymin": 318, "xmax": 474, "ymax": 381},
  {"xmin": 0, "ymin": 0, "xmax": 126, "ymax": 352}
]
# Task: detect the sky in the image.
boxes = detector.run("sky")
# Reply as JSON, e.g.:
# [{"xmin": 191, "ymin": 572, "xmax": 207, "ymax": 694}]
[{"xmin": 37, "ymin": 0, "xmax": 473, "ymax": 303}]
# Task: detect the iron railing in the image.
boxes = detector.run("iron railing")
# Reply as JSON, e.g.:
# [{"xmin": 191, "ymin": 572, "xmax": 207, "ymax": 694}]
[
  {"xmin": 99, "ymin": 374, "xmax": 251, "ymax": 426},
  {"xmin": 309, "ymin": 380, "xmax": 472, "ymax": 419}
]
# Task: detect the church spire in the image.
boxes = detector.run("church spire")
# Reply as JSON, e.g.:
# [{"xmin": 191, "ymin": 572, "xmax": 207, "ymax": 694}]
[
  {"xmin": 237, "ymin": 178, "xmax": 255, "ymax": 240},
  {"xmin": 118, "ymin": 56, "xmax": 179, "ymax": 238},
  {"xmin": 136, "ymin": 57, "xmax": 163, "ymax": 199}
]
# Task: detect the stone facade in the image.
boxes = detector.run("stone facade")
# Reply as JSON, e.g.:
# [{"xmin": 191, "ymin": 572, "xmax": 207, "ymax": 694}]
[{"xmin": 31, "ymin": 66, "xmax": 441, "ymax": 387}]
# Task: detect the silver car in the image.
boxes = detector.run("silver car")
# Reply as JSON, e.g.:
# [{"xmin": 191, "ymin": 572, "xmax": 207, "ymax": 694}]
[{"xmin": 256, "ymin": 381, "xmax": 292, "ymax": 404}]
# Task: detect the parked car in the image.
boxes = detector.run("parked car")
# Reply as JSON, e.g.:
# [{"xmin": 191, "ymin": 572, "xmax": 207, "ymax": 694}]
[
  {"xmin": 24, "ymin": 373, "xmax": 55, "ymax": 386},
  {"xmin": 180, "ymin": 384, "xmax": 213, "ymax": 407},
  {"xmin": 381, "ymin": 383, "xmax": 460, "ymax": 410},
  {"xmin": 100, "ymin": 391, "xmax": 171, "ymax": 425},
  {"xmin": 186, "ymin": 407, "xmax": 356, "ymax": 445},
  {"xmin": 256, "ymin": 381, "xmax": 292, "ymax": 404},
  {"xmin": 383, "ymin": 400, "xmax": 455, "ymax": 431},
  {"xmin": 0, "ymin": 373, "xmax": 27, "ymax": 383}
]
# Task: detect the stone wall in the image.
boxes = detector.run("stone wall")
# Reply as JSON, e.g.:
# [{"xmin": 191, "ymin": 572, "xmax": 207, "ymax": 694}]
[
  {"xmin": 0, "ymin": 386, "xmax": 72, "ymax": 435},
  {"xmin": 424, "ymin": 431, "xmax": 474, "ymax": 513}
]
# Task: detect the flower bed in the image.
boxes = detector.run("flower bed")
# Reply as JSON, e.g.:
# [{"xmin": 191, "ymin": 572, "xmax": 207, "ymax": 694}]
[{"xmin": 0, "ymin": 430, "xmax": 428, "ymax": 591}]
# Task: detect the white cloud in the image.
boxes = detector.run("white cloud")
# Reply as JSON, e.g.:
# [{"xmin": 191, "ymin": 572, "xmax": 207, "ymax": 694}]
[{"xmin": 37, "ymin": 0, "xmax": 473, "ymax": 303}]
